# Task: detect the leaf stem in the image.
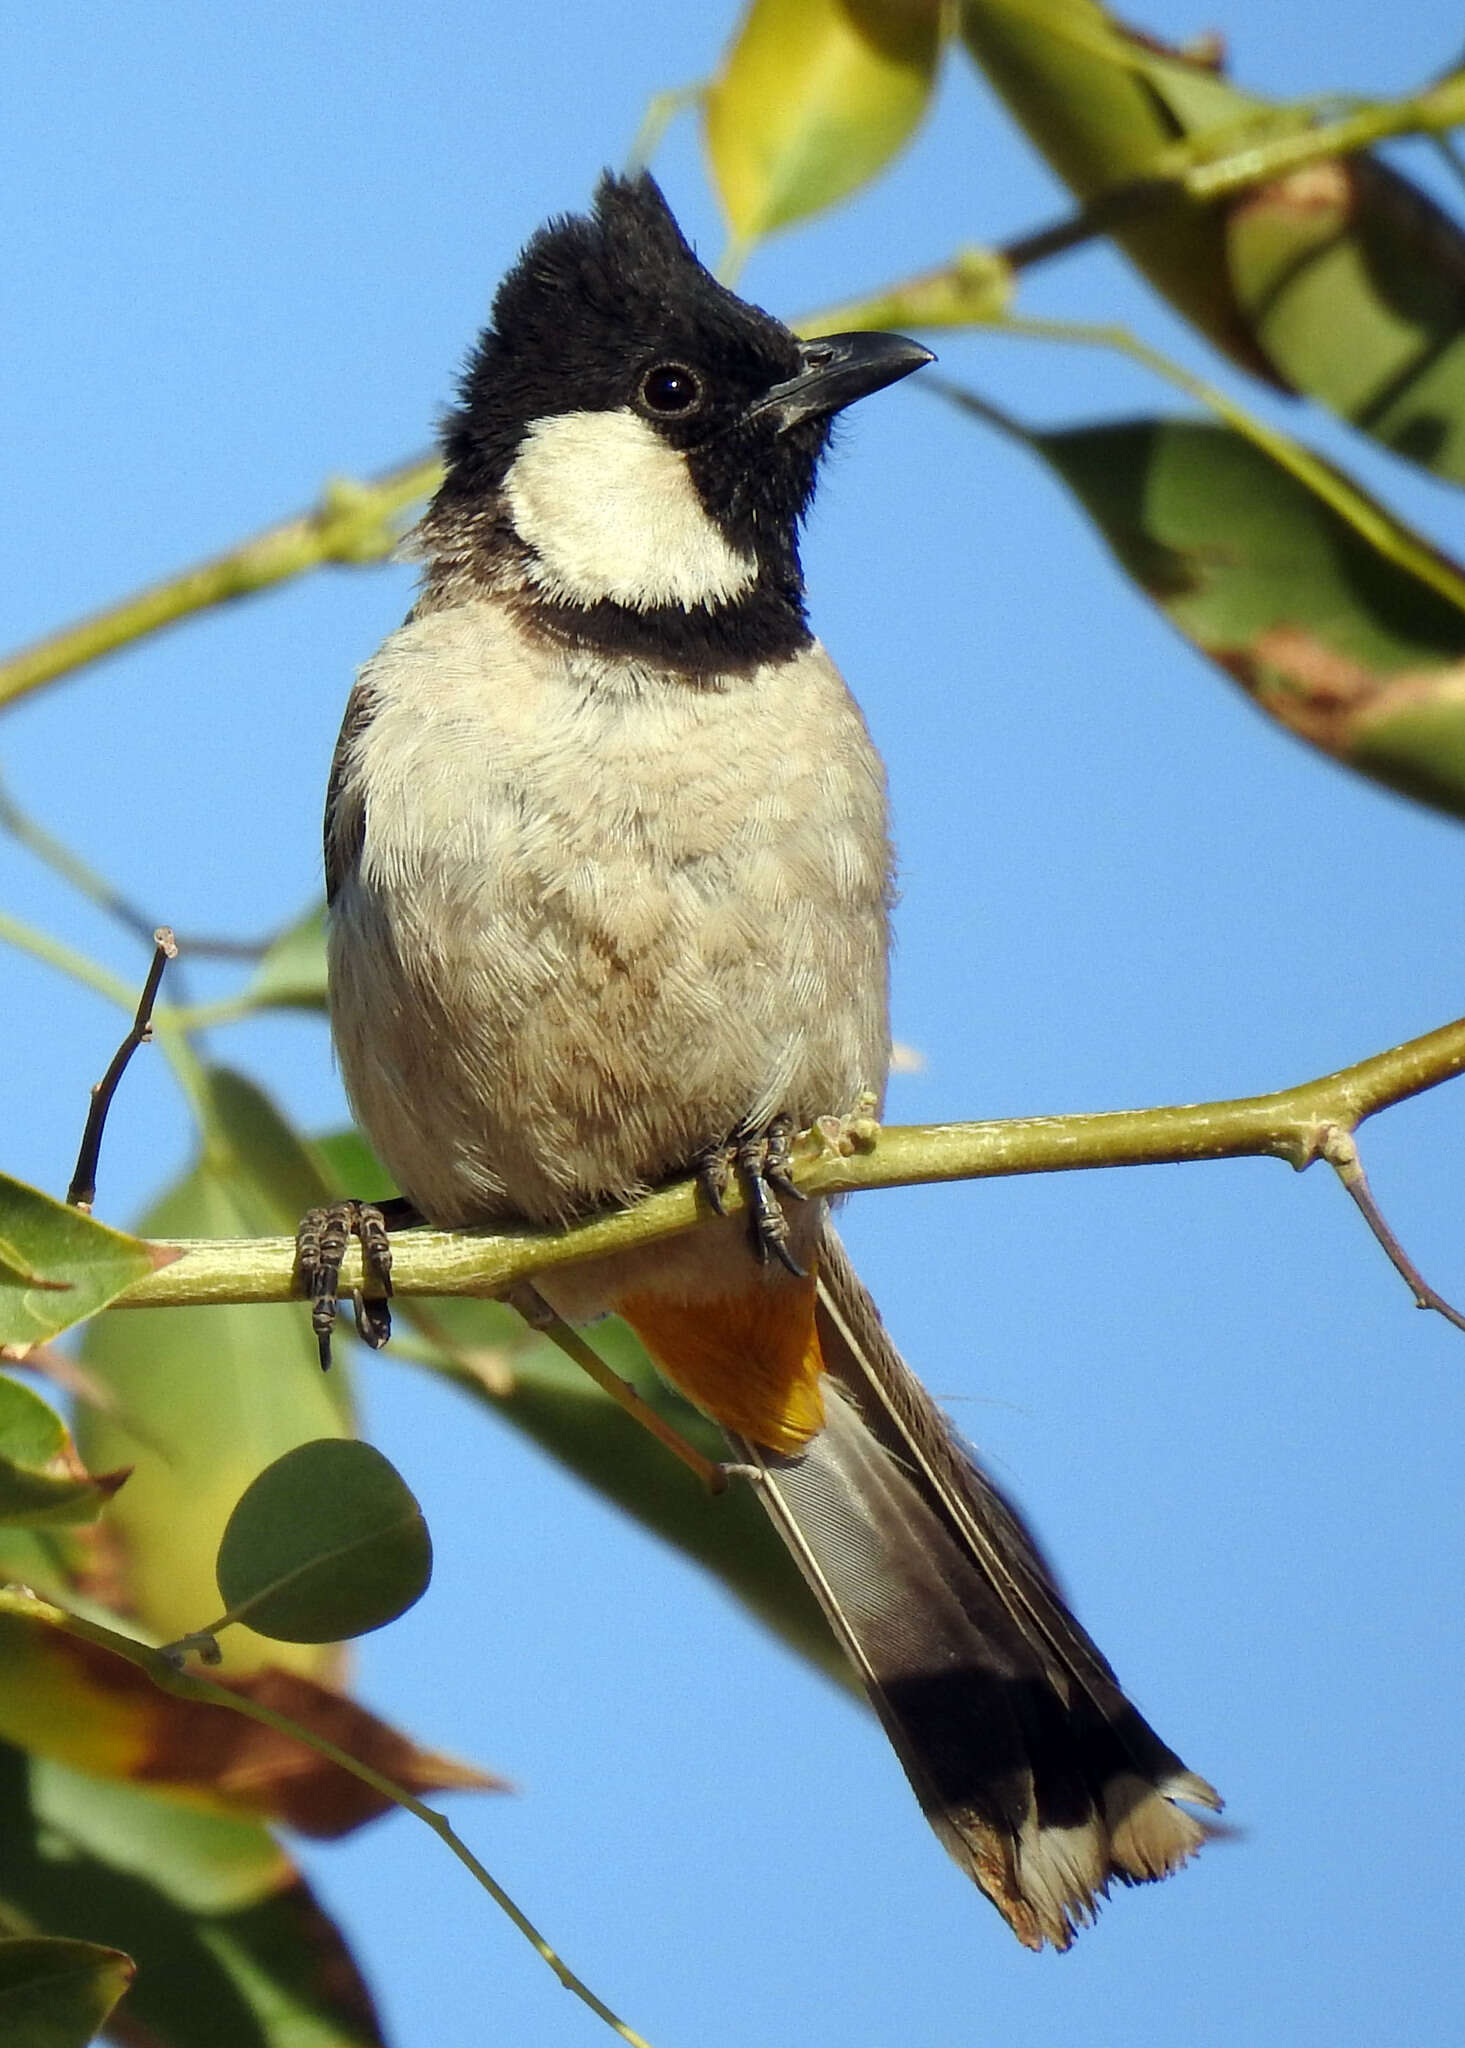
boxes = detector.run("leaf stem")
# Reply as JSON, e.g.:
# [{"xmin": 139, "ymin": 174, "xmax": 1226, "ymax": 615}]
[
  {"xmin": 0, "ymin": 1590, "xmax": 655, "ymax": 2048},
  {"xmin": 625, "ymin": 82, "xmax": 704, "ymax": 174},
  {"xmin": 971, "ymin": 314, "xmax": 1465, "ymax": 619},
  {"xmin": 507, "ymin": 1281, "xmax": 729, "ymax": 1491}
]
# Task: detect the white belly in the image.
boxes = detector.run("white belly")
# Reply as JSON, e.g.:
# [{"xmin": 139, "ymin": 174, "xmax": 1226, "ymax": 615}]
[{"xmin": 326, "ymin": 602, "xmax": 893, "ymax": 1227}]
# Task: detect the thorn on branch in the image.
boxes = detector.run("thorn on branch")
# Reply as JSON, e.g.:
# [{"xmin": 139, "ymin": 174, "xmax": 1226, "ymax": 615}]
[
  {"xmin": 1320, "ymin": 1124, "xmax": 1465, "ymax": 1337},
  {"xmin": 67, "ymin": 928, "xmax": 178, "ymax": 1212}
]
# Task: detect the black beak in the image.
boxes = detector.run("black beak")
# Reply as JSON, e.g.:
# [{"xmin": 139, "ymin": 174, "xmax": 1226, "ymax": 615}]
[{"xmin": 754, "ymin": 331, "xmax": 935, "ymax": 431}]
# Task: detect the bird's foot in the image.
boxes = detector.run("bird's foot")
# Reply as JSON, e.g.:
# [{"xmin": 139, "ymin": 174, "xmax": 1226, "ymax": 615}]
[
  {"xmin": 295, "ymin": 1195, "xmax": 420, "ymax": 1369},
  {"xmin": 696, "ymin": 1114, "xmax": 807, "ymax": 1277}
]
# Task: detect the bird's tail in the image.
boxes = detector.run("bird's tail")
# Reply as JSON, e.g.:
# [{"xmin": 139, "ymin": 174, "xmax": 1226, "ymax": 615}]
[{"xmin": 734, "ymin": 1225, "xmax": 1221, "ymax": 1951}]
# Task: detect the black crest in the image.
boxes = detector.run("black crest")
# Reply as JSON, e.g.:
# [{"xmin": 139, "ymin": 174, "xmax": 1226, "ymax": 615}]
[
  {"xmin": 437, "ymin": 173, "xmax": 808, "ymax": 514},
  {"xmin": 426, "ymin": 173, "xmax": 841, "ymax": 668}
]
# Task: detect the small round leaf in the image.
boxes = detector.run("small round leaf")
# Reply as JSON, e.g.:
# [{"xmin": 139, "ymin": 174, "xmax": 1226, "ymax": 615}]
[{"xmin": 215, "ymin": 1439, "xmax": 431, "ymax": 1643}]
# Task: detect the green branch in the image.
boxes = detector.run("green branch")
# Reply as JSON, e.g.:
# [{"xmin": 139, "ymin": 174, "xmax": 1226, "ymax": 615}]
[
  {"xmin": 837, "ymin": 70, "xmax": 1465, "ymax": 308},
  {"xmin": 108, "ymin": 1014, "xmax": 1465, "ymax": 1313},
  {"xmin": 1178, "ymin": 71, "xmax": 1465, "ymax": 200},
  {"xmin": 0, "ymin": 455, "xmax": 440, "ymax": 712}
]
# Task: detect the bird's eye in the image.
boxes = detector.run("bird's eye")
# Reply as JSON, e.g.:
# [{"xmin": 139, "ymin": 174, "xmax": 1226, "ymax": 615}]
[{"xmin": 638, "ymin": 363, "xmax": 703, "ymax": 416}]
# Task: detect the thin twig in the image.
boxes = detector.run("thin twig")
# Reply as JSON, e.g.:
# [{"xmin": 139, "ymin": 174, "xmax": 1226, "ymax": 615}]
[
  {"xmin": 507, "ymin": 1281, "xmax": 729, "ymax": 1491},
  {"xmin": 67, "ymin": 929, "xmax": 178, "ymax": 1211},
  {"xmin": 998, "ymin": 181, "xmax": 1173, "ymax": 273},
  {"xmin": 1318, "ymin": 1126, "xmax": 1465, "ymax": 1335},
  {"xmin": 0, "ymin": 906, "xmax": 211, "ymax": 1125}
]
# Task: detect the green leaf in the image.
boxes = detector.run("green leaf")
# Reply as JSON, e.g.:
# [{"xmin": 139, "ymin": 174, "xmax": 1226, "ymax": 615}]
[
  {"xmin": 959, "ymin": 1, "xmax": 1465, "ymax": 480},
  {"xmin": 0, "ymin": 1935, "xmax": 133, "ymax": 2048},
  {"xmin": 308, "ymin": 1127, "xmax": 397, "ymax": 1206},
  {"xmin": 215, "ymin": 1440, "xmax": 432, "ymax": 1644},
  {"xmin": 0, "ymin": 1744, "xmax": 386, "ymax": 2047},
  {"xmin": 958, "ymin": 0, "xmax": 1279, "ymax": 378},
  {"xmin": 956, "ymin": 398, "xmax": 1465, "ymax": 819},
  {"xmin": 0, "ymin": 1177, "xmax": 162, "ymax": 1349},
  {"xmin": 0, "ymin": 1377, "xmax": 126, "ymax": 1529},
  {"xmin": 243, "ymin": 903, "xmax": 328, "ymax": 1013},
  {"xmin": 76, "ymin": 1071, "xmax": 352, "ymax": 1674},
  {"xmin": 0, "ymin": 1374, "xmax": 68, "ymax": 1469},
  {"xmin": 1227, "ymin": 154, "xmax": 1465, "ymax": 485},
  {"xmin": 29, "ymin": 1755, "xmax": 289, "ymax": 1913},
  {"xmin": 706, "ymin": 0, "xmax": 944, "ymax": 244}
]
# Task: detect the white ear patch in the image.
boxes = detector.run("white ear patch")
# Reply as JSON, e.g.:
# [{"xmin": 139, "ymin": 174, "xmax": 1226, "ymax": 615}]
[{"xmin": 503, "ymin": 408, "xmax": 758, "ymax": 611}]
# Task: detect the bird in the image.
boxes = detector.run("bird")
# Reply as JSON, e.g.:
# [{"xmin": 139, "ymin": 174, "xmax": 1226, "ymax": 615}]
[{"xmin": 302, "ymin": 169, "xmax": 1221, "ymax": 1950}]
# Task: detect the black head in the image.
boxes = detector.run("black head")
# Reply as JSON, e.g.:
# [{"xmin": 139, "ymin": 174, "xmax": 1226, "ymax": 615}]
[{"xmin": 426, "ymin": 173, "xmax": 931, "ymax": 668}]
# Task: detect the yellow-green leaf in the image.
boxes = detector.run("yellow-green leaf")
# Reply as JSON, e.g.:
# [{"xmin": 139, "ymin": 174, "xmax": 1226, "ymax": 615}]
[
  {"xmin": 0, "ymin": 1176, "xmax": 164, "ymax": 1349},
  {"xmin": 706, "ymin": 0, "xmax": 944, "ymax": 244}
]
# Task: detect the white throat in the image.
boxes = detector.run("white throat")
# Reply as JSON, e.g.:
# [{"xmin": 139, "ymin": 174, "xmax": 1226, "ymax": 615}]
[{"xmin": 502, "ymin": 407, "xmax": 758, "ymax": 612}]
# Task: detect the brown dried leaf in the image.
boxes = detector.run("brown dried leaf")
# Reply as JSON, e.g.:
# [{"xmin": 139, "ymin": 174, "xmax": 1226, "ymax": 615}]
[
  {"xmin": 155, "ymin": 1665, "xmax": 509, "ymax": 1838},
  {"xmin": 0, "ymin": 1613, "xmax": 504, "ymax": 1840}
]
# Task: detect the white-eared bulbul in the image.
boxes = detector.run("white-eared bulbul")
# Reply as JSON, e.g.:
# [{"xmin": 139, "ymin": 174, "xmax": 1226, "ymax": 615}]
[{"xmin": 308, "ymin": 172, "xmax": 1220, "ymax": 1949}]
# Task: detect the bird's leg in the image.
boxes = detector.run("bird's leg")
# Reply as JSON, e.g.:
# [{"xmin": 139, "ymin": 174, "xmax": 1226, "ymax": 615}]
[
  {"xmin": 295, "ymin": 1195, "xmax": 421, "ymax": 1369},
  {"xmin": 698, "ymin": 1114, "xmax": 808, "ymax": 1276}
]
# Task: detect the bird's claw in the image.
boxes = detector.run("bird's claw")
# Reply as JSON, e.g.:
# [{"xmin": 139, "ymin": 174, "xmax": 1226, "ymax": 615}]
[
  {"xmin": 696, "ymin": 1144, "xmax": 732, "ymax": 1217},
  {"xmin": 699, "ymin": 1115, "xmax": 807, "ymax": 1277},
  {"xmin": 295, "ymin": 1198, "xmax": 396, "ymax": 1369}
]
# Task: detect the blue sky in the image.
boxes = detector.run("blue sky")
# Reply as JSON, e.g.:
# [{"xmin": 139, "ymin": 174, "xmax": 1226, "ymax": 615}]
[{"xmin": 3, "ymin": 5, "xmax": 1464, "ymax": 2044}]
